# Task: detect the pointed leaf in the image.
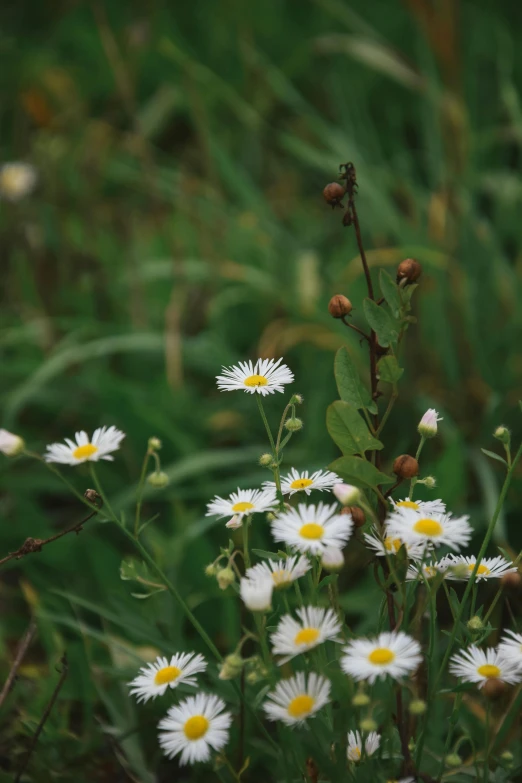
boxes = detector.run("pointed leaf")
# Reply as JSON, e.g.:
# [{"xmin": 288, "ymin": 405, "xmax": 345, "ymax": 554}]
[
  {"xmin": 334, "ymin": 346, "xmax": 377, "ymax": 414},
  {"xmin": 480, "ymin": 448, "xmax": 508, "ymax": 467},
  {"xmin": 379, "ymin": 269, "xmax": 401, "ymax": 317},
  {"xmin": 377, "ymin": 355, "xmax": 404, "ymax": 384},
  {"xmin": 329, "ymin": 455, "xmax": 394, "ymax": 490},
  {"xmin": 120, "ymin": 558, "xmax": 166, "ymax": 599},
  {"xmin": 400, "ymin": 283, "xmax": 418, "ymax": 309},
  {"xmin": 327, "ymin": 401, "xmax": 383, "ymax": 456},
  {"xmin": 363, "ymin": 299, "xmax": 400, "ymax": 347}
]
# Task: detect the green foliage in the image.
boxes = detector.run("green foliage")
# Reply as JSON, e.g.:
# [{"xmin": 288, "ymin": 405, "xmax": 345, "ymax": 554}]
[
  {"xmin": 335, "ymin": 347, "xmax": 377, "ymax": 414},
  {"xmin": 326, "ymin": 400, "xmax": 383, "ymax": 455}
]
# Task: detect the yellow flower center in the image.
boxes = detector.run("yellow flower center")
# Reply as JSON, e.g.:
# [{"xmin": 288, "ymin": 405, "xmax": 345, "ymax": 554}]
[
  {"xmin": 384, "ymin": 536, "xmax": 403, "ymax": 553},
  {"xmin": 183, "ymin": 714, "xmax": 210, "ymax": 740},
  {"xmin": 287, "ymin": 694, "xmax": 315, "ymax": 718},
  {"xmin": 396, "ymin": 500, "xmax": 420, "ymax": 510},
  {"xmin": 352, "ymin": 746, "xmax": 362, "ymax": 760},
  {"xmin": 232, "ymin": 501, "xmax": 255, "ymax": 513},
  {"xmin": 477, "ymin": 664, "xmax": 501, "ymax": 679},
  {"xmin": 290, "ymin": 478, "xmax": 314, "ymax": 490},
  {"xmin": 72, "ymin": 443, "xmax": 99, "ymax": 460},
  {"xmin": 425, "ymin": 566, "xmax": 437, "ymax": 578},
  {"xmin": 271, "ymin": 569, "xmax": 290, "ymax": 586},
  {"xmin": 368, "ymin": 647, "xmax": 396, "ymax": 665},
  {"xmin": 299, "ymin": 523, "xmax": 324, "ymax": 540},
  {"xmin": 244, "ymin": 374, "xmax": 268, "ymax": 387},
  {"xmin": 294, "ymin": 627, "xmax": 320, "ymax": 646},
  {"xmin": 468, "ymin": 563, "xmax": 490, "ymax": 575},
  {"xmin": 154, "ymin": 665, "xmax": 182, "ymax": 686},
  {"xmin": 413, "ymin": 517, "xmax": 443, "ymax": 537}
]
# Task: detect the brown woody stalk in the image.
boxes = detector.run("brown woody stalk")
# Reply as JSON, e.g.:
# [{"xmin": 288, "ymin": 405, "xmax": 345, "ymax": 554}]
[{"xmin": 0, "ymin": 620, "xmax": 37, "ymax": 710}]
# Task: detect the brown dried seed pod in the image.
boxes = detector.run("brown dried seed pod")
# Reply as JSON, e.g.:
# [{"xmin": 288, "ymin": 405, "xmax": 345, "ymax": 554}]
[
  {"xmin": 482, "ymin": 678, "xmax": 507, "ymax": 700},
  {"xmin": 347, "ymin": 506, "xmax": 366, "ymax": 527},
  {"xmin": 328, "ymin": 295, "xmax": 352, "ymax": 319},
  {"xmin": 501, "ymin": 571, "xmax": 522, "ymax": 589},
  {"xmin": 397, "ymin": 258, "xmax": 422, "ymax": 284},
  {"xmin": 393, "ymin": 454, "xmax": 419, "ymax": 479},
  {"xmin": 323, "ymin": 182, "xmax": 346, "ymax": 207}
]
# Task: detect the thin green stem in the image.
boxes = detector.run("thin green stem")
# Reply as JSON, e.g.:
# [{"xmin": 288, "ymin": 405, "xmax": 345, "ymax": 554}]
[
  {"xmin": 256, "ymin": 394, "xmax": 276, "ymax": 452},
  {"xmin": 89, "ymin": 464, "xmax": 119, "ymax": 523},
  {"xmin": 134, "ymin": 450, "xmax": 151, "ymax": 537},
  {"xmin": 276, "ymin": 402, "xmax": 293, "ymax": 452},
  {"xmin": 28, "ymin": 452, "xmax": 98, "ymax": 511},
  {"xmin": 436, "ymin": 692, "xmax": 463, "ymax": 779},
  {"xmin": 409, "ymin": 436, "xmax": 426, "ymax": 498},
  {"xmin": 376, "ymin": 387, "xmax": 398, "ymax": 438},
  {"xmin": 243, "ymin": 519, "xmax": 251, "ymax": 570}
]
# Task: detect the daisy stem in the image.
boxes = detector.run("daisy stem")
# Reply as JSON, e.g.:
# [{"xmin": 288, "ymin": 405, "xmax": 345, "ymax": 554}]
[
  {"xmin": 409, "ymin": 437, "xmax": 426, "ymax": 499},
  {"xmin": 433, "ymin": 439, "xmax": 522, "ymax": 693},
  {"xmin": 414, "ymin": 579, "xmax": 438, "ymax": 766},
  {"xmin": 483, "ymin": 700, "xmax": 492, "ymax": 781},
  {"xmin": 134, "ymin": 448, "xmax": 152, "ymax": 537},
  {"xmin": 436, "ymin": 692, "xmax": 463, "ymax": 779},
  {"xmin": 28, "ymin": 452, "xmax": 99, "ymax": 512},
  {"xmin": 256, "ymin": 395, "xmax": 284, "ymax": 504},
  {"xmin": 242, "ymin": 519, "xmax": 251, "ymax": 569},
  {"xmin": 89, "ymin": 465, "xmax": 119, "ymax": 523},
  {"xmin": 375, "ymin": 385, "xmax": 398, "ymax": 438}
]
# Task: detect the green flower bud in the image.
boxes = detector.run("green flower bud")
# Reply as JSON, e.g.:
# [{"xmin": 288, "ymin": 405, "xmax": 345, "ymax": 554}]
[
  {"xmin": 148, "ymin": 436, "xmax": 162, "ymax": 451},
  {"xmin": 146, "ymin": 470, "xmax": 169, "ymax": 488},
  {"xmin": 216, "ymin": 567, "xmax": 235, "ymax": 590},
  {"xmin": 467, "ymin": 615, "xmax": 484, "ymax": 632},
  {"xmin": 409, "ymin": 699, "xmax": 427, "ymax": 715},
  {"xmin": 205, "ymin": 563, "xmax": 218, "ymax": 577},
  {"xmin": 218, "ymin": 653, "xmax": 245, "ymax": 680},
  {"xmin": 445, "ymin": 753, "xmax": 462, "ymax": 768},
  {"xmin": 284, "ymin": 417, "xmax": 303, "ymax": 432},
  {"xmin": 359, "ymin": 718, "xmax": 377, "ymax": 733},
  {"xmin": 500, "ymin": 750, "xmax": 513, "ymax": 767},
  {"xmin": 0, "ymin": 429, "xmax": 25, "ymax": 457},
  {"xmin": 259, "ymin": 453, "xmax": 273, "ymax": 466},
  {"xmin": 289, "ymin": 394, "xmax": 304, "ymax": 405},
  {"xmin": 422, "ymin": 476, "xmax": 437, "ymax": 489},
  {"xmin": 494, "ymin": 426, "xmax": 510, "ymax": 444},
  {"xmin": 351, "ymin": 692, "xmax": 370, "ymax": 708}
]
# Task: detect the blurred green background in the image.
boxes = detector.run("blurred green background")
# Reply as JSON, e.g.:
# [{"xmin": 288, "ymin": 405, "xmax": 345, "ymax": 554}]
[{"xmin": 2, "ymin": 0, "xmax": 522, "ymax": 780}]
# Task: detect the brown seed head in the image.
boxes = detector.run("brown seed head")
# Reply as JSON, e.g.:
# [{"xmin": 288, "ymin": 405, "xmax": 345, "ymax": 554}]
[
  {"xmin": 347, "ymin": 506, "xmax": 366, "ymax": 527},
  {"xmin": 393, "ymin": 454, "xmax": 419, "ymax": 479},
  {"xmin": 323, "ymin": 182, "xmax": 345, "ymax": 207},
  {"xmin": 501, "ymin": 571, "xmax": 522, "ymax": 590},
  {"xmin": 483, "ymin": 678, "xmax": 507, "ymax": 700},
  {"xmin": 397, "ymin": 258, "xmax": 422, "ymax": 284},
  {"xmin": 328, "ymin": 295, "xmax": 352, "ymax": 319}
]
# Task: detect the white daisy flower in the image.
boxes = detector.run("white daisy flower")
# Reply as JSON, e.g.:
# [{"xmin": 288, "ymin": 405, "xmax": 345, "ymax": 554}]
[
  {"xmin": 341, "ymin": 632, "xmax": 422, "ymax": 684},
  {"xmin": 245, "ymin": 554, "xmax": 311, "ymax": 589},
  {"xmin": 263, "ymin": 672, "xmax": 331, "ymax": 726},
  {"xmin": 265, "ymin": 467, "xmax": 340, "ymax": 496},
  {"xmin": 206, "ymin": 487, "xmax": 278, "ymax": 520},
  {"xmin": 385, "ymin": 507, "xmax": 471, "ymax": 552},
  {"xmin": 405, "ymin": 562, "xmax": 445, "ymax": 581},
  {"xmin": 240, "ymin": 576, "xmax": 273, "ymax": 612},
  {"xmin": 440, "ymin": 554, "xmax": 517, "ymax": 581},
  {"xmin": 158, "ymin": 692, "xmax": 232, "ymax": 765},
  {"xmin": 270, "ymin": 606, "xmax": 342, "ymax": 664},
  {"xmin": 347, "ymin": 729, "xmax": 381, "ymax": 761},
  {"xmin": 128, "ymin": 653, "xmax": 207, "ymax": 703},
  {"xmin": 0, "ymin": 429, "xmax": 25, "ymax": 457},
  {"xmin": 0, "ymin": 162, "xmax": 37, "ymax": 201},
  {"xmin": 216, "ymin": 357, "xmax": 294, "ymax": 395},
  {"xmin": 390, "ymin": 497, "xmax": 446, "ymax": 515},
  {"xmin": 498, "ymin": 630, "xmax": 522, "ymax": 669},
  {"xmin": 363, "ymin": 525, "xmax": 430, "ymax": 562},
  {"xmin": 271, "ymin": 502, "xmax": 353, "ymax": 556},
  {"xmin": 44, "ymin": 426, "xmax": 125, "ymax": 465},
  {"xmin": 449, "ymin": 645, "xmax": 522, "ymax": 688}
]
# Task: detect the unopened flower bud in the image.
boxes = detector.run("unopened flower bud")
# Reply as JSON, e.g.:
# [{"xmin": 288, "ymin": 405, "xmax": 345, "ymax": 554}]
[
  {"xmin": 445, "ymin": 753, "xmax": 462, "ymax": 768},
  {"xmin": 225, "ymin": 515, "xmax": 242, "ymax": 529},
  {"xmin": 397, "ymin": 258, "xmax": 422, "ymax": 284},
  {"xmin": 500, "ymin": 751, "xmax": 514, "ymax": 766},
  {"xmin": 290, "ymin": 393, "xmax": 304, "ymax": 405},
  {"xmin": 218, "ymin": 653, "xmax": 244, "ymax": 680},
  {"xmin": 321, "ymin": 546, "xmax": 344, "ymax": 572},
  {"xmin": 328, "ymin": 294, "xmax": 353, "ymax": 318},
  {"xmin": 422, "ymin": 476, "xmax": 437, "ymax": 489},
  {"xmin": 205, "ymin": 563, "xmax": 218, "ymax": 577},
  {"xmin": 467, "ymin": 615, "xmax": 484, "ymax": 632},
  {"xmin": 0, "ymin": 429, "xmax": 25, "ymax": 457},
  {"xmin": 418, "ymin": 408, "xmax": 442, "ymax": 438},
  {"xmin": 146, "ymin": 471, "xmax": 169, "ymax": 488},
  {"xmin": 483, "ymin": 678, "xmax": 507, "ymax": 700},
  {"xmin": 265, "ymin": 512, "xmax": 277, "ymax": 522},
  {"xmin": 347, "ymin": 506, "xmax": 365, "ymax": 527},
  {"xmin": 323, "ymin": 182, "xmax": 346, "ymax": 207},
  {"xmin": 285, "ymin": 417, "xmax": 303, "ymax": 432},
  {"xmin": 360, "ymin": 718, "xmax": 377, "ymax": 733},
  {"xmin": 240, "ymin": 577, "xmax": 273, "ymax": 611},
  {"xmin": 148, "ymin": 436, "xmax": 162, "ymax": 451},
  {"xmin": 409, "ymin": 698, "xmax": 427, "ymax": 715},
  {"xmin": 494, "ymin": 426, "xmax": 510, "ymax": 444},
  {"xmin": 501, "ymin": 571, "xmax": 522, "ymax": 589},
  {"xmin": 393, "ymin": 454, "xmax": 419, "ymax": 479},
  {"xmin": 259, "ymin": 453, "xmax": 273, "ymax": 467},
  {"xmin": 0, "ymin": 162, "xmax": 37, "ymax": 201},
  {"xmin": 333, "ymin": 483, "xmax": 360, "ymax": 506},
  {"xmin": 448, "ymin": 563, "xmax": 470, "ymax": 580},
  {"xmin": 351, "ymin": 692, "xmax": 370, "ymax": 707},
  {"xmin": 84, "ymin": 488, "xmax": 102, "ymax": 505},
  {"xmin": 217, "ymin": 567, "xmax": 235, "ymax": 590},
  {"xmin": 246, "ymin": 656, "xmax": 269, "ymax": 684}
]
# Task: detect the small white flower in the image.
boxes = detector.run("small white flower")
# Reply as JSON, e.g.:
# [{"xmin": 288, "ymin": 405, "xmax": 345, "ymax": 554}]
[
  {"xmin": 240, "ymin": 576, "xmax": 273, "ymax": 612},
  {"xmin": 263, "ymin": 671, "xmax": 331, "ymax": 726},
  {"xmin": 440, "ymin": 554, "xmax": 517, "ymax": 581},
  {"xmin": 321, "ymin": 545, "xmax": 344, "ymax": 571},
  {"xmin": 363, "ymin": 525, "xmax": 430, "ymax": 562},
  {"xmin": 158, "ymin": 692, "xmax": 232, "ymax": 765},
  {"xmin": 225, "ymin": 515, "xmax": 242, "ymax": 529},
  {"xmin": 498, "ymin": 630, "xmax": 522, "ymax": 669},
  {"xmin": 44, "ymin": 426, "xmax": 125, "ymax": 465},
  {"xmin": 390, "ymin": 497, "xmax": 446, "ymax": 515},
  {"xmin": 270, "ymin": 606, "xmax": 342, "ymax": 664},
  {"xmin": 347, "ymin": 729, "xmax": 381, "ymax": 761},
  {"xmin": 245, "ymin": 555, "xmax": 311, "ymax": 589},
  {"xmin": 265, "ymin": 467, "xmax": 340, "ymax": 496},
  {"xmin": 206, "ymin": 487, "xmax": 278, "ymax": 520},
  {"xmin": 333, "ymin": 483, "xmax": 361, "ymax": 505},
  {"xmin": 418, "ymin": 408, "xmax": 442, "ymax": 438},
  {"xmin": 341, "ymin": 632, "xmax": 422, "ymax": 684},
  {"xmin": 405, "ymin": 562, "xmax": 445, "ymax": 581},
  {"xmin": 0, "ymin": 429, "xmax": 25, "ymax": 456},
  {"xmin": 0, "ymin": 162, "xmax": 37, "ymax": 201},
  {"xmin": 271, "ymin": 502, "xmax": 353, "ymax": 556},
  {"xmin": 216, "ymin": 358, "xmax": 294, "ymax": 395},
  {"xmin": 385, "ymin": 507, "xmax": 471, "ymax": 552},
  {"xmin": 449, "ymin": 645, "xmax": 522, "ymax": 688},
  {"xmin": 128, "ymin": 653, "xmax": 207, "ymax": 703}
]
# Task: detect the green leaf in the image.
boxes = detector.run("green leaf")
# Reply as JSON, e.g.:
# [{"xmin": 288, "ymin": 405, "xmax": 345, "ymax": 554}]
[
  {"xmin": 377, "ymin": 355, "xmax": 404, "ymax": 384},
  {"xmin": 120, "ymin": 558, "xmax": 166, "ymax": 599},
  {"xmin": 327, "ymin": 401, "xmax": 383, "ymax": 456},
  {"xmin": 334, "ymin": 346, "xmax": 377, "ymax": 414},
  {"xmin": 480, "ymin": 448, "xmax": 508, "ymax": 467},
  {"xmin": 251, "ymin": 549, "xmax": 280, "ymax": 560},
  {"xmin": 379, "ymin": 269, "xmax": 401, "ymax": 317},
  {"xmin": 318, "ymin": 574, "xmax": 339, "ymax": 589},
  {"xmin": 329, "ymin": 455, "xmax": 394, "ymax": 490},
  {"xmin": 362, "ymin": 298, "xmax": 400, "ymax": 347},
  {"xmin": 400, "ymin": 283, "xmax": 418, "ymax": 308}
]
